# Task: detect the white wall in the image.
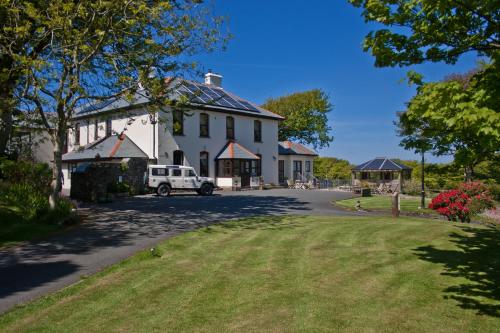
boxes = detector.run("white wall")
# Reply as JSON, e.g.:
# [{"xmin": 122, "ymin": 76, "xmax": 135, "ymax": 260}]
[
  {"xmin": 158, "ymin": 107, "xmax": 279, "ymax": 184},
  {"xmin": 279, "ymin": 155, "xmax": 315, "ymax": 181}
]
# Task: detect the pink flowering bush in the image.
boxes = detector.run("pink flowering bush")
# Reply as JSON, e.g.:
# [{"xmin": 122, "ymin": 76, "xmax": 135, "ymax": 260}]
[{"xmin": 429, "ymin": 181, "xmax": 495, "ymax": 222}]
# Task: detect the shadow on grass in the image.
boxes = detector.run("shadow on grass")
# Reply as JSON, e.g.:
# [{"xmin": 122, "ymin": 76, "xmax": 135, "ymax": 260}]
[{"xmin": 414, "ymin": 227, "xmax": 500, "ymax": 317}]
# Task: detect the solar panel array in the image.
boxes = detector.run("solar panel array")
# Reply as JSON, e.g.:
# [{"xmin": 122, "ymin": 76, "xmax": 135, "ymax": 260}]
[
  {"xmin": 77, "ymin": 98, "xmax": 117, "ymax": 115},
  {"xmin": 177, "ymin": 82, "xmax": 260, "ymax": 113}
]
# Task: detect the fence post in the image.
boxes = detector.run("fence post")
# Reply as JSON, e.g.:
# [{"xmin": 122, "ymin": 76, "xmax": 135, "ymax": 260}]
[{"xmin": 392, "ymin": 191, "xmax": 400, "ymax": 218}]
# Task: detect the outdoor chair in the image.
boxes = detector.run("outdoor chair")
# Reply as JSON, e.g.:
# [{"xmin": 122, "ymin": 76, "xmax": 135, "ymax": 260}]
[
  {"xmin": 287, "ymin": 179, "xmax": 294, "ymax": 189},
  {"xmin": 373, "ymin": 183, "xmax": 385, "ymax": 195}
]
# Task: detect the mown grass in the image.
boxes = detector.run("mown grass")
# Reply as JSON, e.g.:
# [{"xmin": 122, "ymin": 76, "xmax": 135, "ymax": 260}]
[
  {"xmin": 0, "ymin": 209, "xmax": 61, "ymax": 248},
  {"xmin": 335, "ymin": 195, "xmax": 435, "ymax": 214},
  {"xmin": 1, "ymin": 215, "xmax": 499, "ymax": 332}
]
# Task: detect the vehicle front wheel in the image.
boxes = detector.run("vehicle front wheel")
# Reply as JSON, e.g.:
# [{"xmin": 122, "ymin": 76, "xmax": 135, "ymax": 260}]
[
  {"xmin": 157, "ymin": 184, "xmax": 171, "ymax": 197},
  {"xmin": 199, "ymin": 183, "xmax": 214, "ymax": 196}
]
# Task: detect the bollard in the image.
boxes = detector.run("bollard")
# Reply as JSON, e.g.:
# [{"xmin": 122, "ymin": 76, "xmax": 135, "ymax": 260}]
[{"xmin": 392, "ymin": 191, "xmax": 400, "ymax": 218}]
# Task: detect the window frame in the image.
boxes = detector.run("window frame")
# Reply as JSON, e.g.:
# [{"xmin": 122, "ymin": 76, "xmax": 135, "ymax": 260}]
[
  {"xmin": 173, "ymin": 110, "xmax": 184, "ymax": 136},
  {"xmin": 305, "ymin": 160, "xmax": 311, "ymax": 173},
  {"xmin": 94, "ymin": 119, "xmax": 99, "ymax": 140},
  {"xmin": 199, "ymin": 113, "xmax": 209, "ymax": 137},
  {"xmin": 74, "ymin": 123, "xmax": 80, "ymax": 145},
  {"xmin": 226, "ymin": 116, "xmax": 235, "ymax": 140},
  {"xmin": 254, "ymin": 120, "xmax": 262, "ymax": 142},
  {"xmin": 105, "ymin": 118, "xmax": 112, "ymax": 137},
  {"xmin": 199, "ymin": 151, "xmax": 209, "ymax": 177},
  {"xmin": 173, "ymin": 150, "xmax": 184, "ymax": 166}
]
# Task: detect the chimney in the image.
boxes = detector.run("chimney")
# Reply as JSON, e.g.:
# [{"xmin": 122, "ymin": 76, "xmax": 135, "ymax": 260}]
[{"xmin": 204, "ymin": 70, "xmax": 222, "ymax": 88}]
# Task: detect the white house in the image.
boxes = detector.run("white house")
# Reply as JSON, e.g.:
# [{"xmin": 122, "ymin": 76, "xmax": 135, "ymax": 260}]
[
  {"xmin": 62, "ymin": 72, "xmax": 294, "ymax": 191},
  {"xmin": 278, "ymin": 141, "xmax": 318, "ymax": 183}
]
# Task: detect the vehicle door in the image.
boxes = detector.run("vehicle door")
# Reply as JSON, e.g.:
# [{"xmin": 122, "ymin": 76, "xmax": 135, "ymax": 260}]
[
  {"xmin": 169, "ymin": 168, "xmax": 184, "ymax": 189},
  {"xmin": 183, "ymin": 169, "xmax": 199, "ymax": 189}
]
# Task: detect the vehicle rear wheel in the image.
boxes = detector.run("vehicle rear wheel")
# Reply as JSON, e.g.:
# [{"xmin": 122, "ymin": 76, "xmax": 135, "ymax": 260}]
[
  {"xmin": 199, "ymin": 183, "xmax": 213, "ymax": 196},
  {"xmin": 157, "ymin": 184, "xmax": 171, "ymax": 197}
]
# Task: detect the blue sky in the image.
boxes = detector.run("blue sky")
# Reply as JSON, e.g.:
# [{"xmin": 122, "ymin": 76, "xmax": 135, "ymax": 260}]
[{"xmin": 197, "ymin": 0, "xmax": 479, "ymax": 164}]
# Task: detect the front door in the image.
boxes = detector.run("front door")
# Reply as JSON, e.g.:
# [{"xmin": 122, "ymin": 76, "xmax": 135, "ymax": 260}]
[
  {"xmin": 278, "ymin": 160, "xmax": 285, "ymax": 184},
  {"xmin": 240, "ymin": 160, "xmax": 251, "ymax": 187},
  {"xmin": 293, "ymin": 160, "xmax": 303, "ymax": 181}
]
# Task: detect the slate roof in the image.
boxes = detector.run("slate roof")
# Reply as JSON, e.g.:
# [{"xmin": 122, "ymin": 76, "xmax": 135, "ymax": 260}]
[
  {"xmin": 215, "ymin": 141, "xmax": 260, "ymax": 160},
  {"xmin": 278, "ymin": 141, "xmax": 318, "ymax": 156},
  {"xmin": 62, "ymin": 134, "xmax": 148, "ymax": 162},
  {"xmin": 73, "ymin": 78, "xmax": 284, "ymax": 121},
  {"xmin": 352, "ymin": 158, "xmax": 412, "ymax": 171}
]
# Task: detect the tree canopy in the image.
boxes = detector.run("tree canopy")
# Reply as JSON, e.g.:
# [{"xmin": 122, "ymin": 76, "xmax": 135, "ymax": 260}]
[
  {"xmin": 313, "ymin": 157, "xmax": 352, "ymax": 180},
  {"xmin": 348, "ymin": 0, "xmax": 500, "ymax": 67},
  {"xmin": 4, "ymin": 0, "xmax": 227, "ymax": 207},
  {"xmin": 262, "ymin": 89, "xmax": 333, "ymax": 149},
  {"xmin": 397, "ymin": 59, "xmax": 500, "ymax": 180}
]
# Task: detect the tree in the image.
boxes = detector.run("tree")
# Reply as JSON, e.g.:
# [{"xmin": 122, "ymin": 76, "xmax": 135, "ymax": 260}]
[
  {"xmin": 397, "ymin": 63, "xmax": 500, "ymax": 181},
  {"xmin": 262, "ymin": 89, "xmax": 333, "ymax": 149},
  {"xmin": 0, "ymin": 0, "xmax": 51, "ymax": 156},
  {"xmin": 348, "ymin": 0, "xmax": 500, "ymax": 67},
  {"xmin": 313, "ymin": 157, "xmax": 352, "ymax": 180},
  {"xmin": 15, "ymin": 0, "xmax": 227, "ymax": 208}
]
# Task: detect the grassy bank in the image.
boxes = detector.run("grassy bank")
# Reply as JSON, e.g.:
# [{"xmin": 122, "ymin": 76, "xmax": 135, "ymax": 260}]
[
  {"xmin": 335, "ymin": 195, "xmax": 435, "ymax": 214},
  {"xmin": 1, "ymin": 215, "xmax": 499, "ymax": 332}
]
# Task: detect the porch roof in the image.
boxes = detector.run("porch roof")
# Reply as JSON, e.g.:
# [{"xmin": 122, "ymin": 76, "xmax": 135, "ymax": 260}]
[
  {"xmin": 352, "ymin": 157, "xmax": 412, "ymax": 172},
  {"xmin": 62, "ymin": 134, "xmax": 148, "ymax": 162},
  {"xmin": 215, "ymin": 141, "xmax": 260, "ymax": 160}
]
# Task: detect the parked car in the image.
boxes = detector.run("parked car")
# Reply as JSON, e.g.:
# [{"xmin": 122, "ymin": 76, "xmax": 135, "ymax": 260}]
[{"xmin": 147, "ymin": 165, "xmax": 215, "ymax": 197}]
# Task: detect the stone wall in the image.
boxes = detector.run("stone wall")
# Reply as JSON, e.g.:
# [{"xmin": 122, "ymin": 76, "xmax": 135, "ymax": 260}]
[{"xmin": 70, "ymin": 158, "xmax": 148, "ymax": 202}]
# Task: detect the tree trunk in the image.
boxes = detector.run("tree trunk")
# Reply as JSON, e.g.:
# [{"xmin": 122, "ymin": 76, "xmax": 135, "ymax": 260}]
[
  {"xmin": 464, "ymin": 165, "xmax": 475, "ymax": 182},
  {"xmin": 0, "ymin": 86, "xmax": 14, "ymax": 156},
  {"xmin": 49, "ymin": 130, "xmax": 66, "ymax": 209}
]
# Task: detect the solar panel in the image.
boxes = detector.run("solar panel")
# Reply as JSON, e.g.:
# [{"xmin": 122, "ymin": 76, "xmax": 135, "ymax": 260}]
[
  {"xmin": 236, "ymin": 100, "xmax": 260, "ymax": 112},
  {"xmin": 78, "ymin": 98, "xmax": 116, "ymax": 114}
]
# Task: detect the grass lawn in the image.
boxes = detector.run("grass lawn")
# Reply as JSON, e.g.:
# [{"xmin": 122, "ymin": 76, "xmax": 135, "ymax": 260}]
[
  {"xmin": 335, "ymin": 195, "xmax": 435, "ymax": 214},
  {"xmin": 0, "ymin": 209, "xmax": 62, "ymax": 248},
  {"xmin": 1, "ymin": 215, "xmax": 499, "ymax": 332}
]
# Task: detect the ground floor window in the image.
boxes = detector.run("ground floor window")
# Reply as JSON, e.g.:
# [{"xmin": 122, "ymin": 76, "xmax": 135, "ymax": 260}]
[
  {"xmin": 361, "ymin": 172, "xmax": 369, "ymax": 180},
  {"xmin": 305, "ymin": 160, "xmax": 311, "ymax": 173},
  {"xmin": 173, "ymin": 150, "xmax": 184, "ymax": 165},
  {"xmin": 200, "ymin": 152, "xmax": 209, "ymax": 177},
  {"xmin": 278, "ymin": 160, "xmax": 285, "ymax": 183},
  {"xmin": 293, "ymin": 160, "xmax": 303, "ymax": 180}
]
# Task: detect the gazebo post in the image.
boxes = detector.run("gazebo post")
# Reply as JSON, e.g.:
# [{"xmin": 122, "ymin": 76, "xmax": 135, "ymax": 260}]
[{"xmin": 398, "ymin": 171, "xmax": 402, "ymax": 192}]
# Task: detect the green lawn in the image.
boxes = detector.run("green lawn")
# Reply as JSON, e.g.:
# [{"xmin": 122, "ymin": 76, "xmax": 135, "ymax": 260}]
[
  {"xmin": 0, "ymin": 209, "xmax": 62, "ymax": 248},
  {"xmin": 1, "ymin": 216, "xmax": 499, "ymax": 332},
  {"xmin": 335, "ymin": 195, "xmax": 434, "ymax": 214}
]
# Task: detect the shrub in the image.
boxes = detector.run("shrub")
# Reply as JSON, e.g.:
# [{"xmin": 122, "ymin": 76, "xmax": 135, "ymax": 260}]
[
  {"xmin": 0, "ymin": 183, "xmax": 49, "ymax": 220},
  {"xmin": 429, "ymin": 181, "xmax": 495, "ymax": 222}
]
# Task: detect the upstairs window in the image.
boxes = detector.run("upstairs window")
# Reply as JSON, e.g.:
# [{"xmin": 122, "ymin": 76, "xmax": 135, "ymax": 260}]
[
  {"xmin": 226, "ymin": 116, "xmax": 234, "ymax": 140},
  {"xmin": 199, "ymin": 113, "xmax": 209, "ymax": 137},
  {"xmin": 173, "ymin": 110, "xmax": 184, "ymax": 135},
  {"xmin": 105, "ymin": 118, "xmax": 112, "ymax": 137},
  {"xmin": 254, "ymin": 120, "xmax": 262, "ymax": 142},
  {"xmin": 74, "ymin": 123, "xmax": 80, "ymax": 145}
]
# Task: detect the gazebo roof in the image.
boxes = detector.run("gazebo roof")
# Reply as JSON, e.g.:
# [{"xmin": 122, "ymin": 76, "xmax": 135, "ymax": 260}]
[{"xmin": 352, "ymin": 157, "xmax": 412, "ymax": 172}]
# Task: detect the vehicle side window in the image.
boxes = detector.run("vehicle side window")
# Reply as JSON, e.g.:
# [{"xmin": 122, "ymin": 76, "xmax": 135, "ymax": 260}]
[
  {"xmin": 186, "ymin": 169, "xmax": 196, "ymax": 177},
  {"xmin": 152, "ymin": 168, "xmax": 168, "ymax": 176},
  {"xmin": 172, "ymin": 169, "xmax": 182, "ymax": 176}
]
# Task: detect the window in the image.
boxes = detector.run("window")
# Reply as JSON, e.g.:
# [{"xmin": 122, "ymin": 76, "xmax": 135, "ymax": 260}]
[
  {"xmin": 173, "ymin": 110, "xmax": 184, "ymax": 135},
  {"xmin": 186, "ymin": 169, "xmax": 196, "ymax": 177},
  {"xmin": 105, "ymin": 118, "xmax": 112, "ymax": 137},
  {"xmin": 152, "ymin": 168, "xmax": 168, "ymax": 176},
  {"xmin": 200, "ymin": 152, "xmax": 209, "ymax": 177},
  {"xmin": 278, "ymin": 160, "xmax": 285, "ymax": 183},
  {"xmin": 226, "ymin": 116, "xmax": 234, "ymax": 140},
  {"xmin": 254, "ymin": 120, "xmax": 262, "ymax": 142},
  {"xmin": 74, "ymin": 123, "xmax": 80, "ymax": 145},
  {"xmin": 172, "ymin": 169, "xmax": 182, "ymax": 176},
  {"xmin": 94, "ymin": 119, "xmax": 99, "ymax": 140},
  {"xmin": 381, "ymin": 171, "xmax": 392, "ymax": 180},
  {"xmin": 361, "ymin": 172, "xmax": 369, "ymax": 180},
  {"xmin": 293, "ymin": 160, "xmax": 303, "ymax": 180},
  {"xmin": 173, "ymin": 150, "xmax": 184, "ymax": 165},
  {"xmin": 305, "ymin": 160, "xmax": 311, "ymax": 172},
  {"xmin": 199, "ymin": 113, "xmax": 209, "ymax": 137}
]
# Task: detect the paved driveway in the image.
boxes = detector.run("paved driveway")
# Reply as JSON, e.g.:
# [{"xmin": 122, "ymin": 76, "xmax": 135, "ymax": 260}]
[{"xmin": 0, "ymin": 189, "xmax": 358, "ymax": 313}]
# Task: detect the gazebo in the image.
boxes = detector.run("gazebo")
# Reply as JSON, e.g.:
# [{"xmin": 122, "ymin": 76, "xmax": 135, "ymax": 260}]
[{"xmin": 351, "ymin": 157, "xmax": 412, "ymax": 192}]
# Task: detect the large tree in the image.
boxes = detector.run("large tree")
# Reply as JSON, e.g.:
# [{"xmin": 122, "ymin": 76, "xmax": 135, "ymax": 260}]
[
  {"xmin": 14, "ymin": 0, "xmax": 227, "ymax": 208},
  {"xmin": 348, "ymin": 0, "xmax": 500, "ymax": 67},
  {"xmin": 397, "ymin": 62, "xmax": 500, "ymax": 180},
  {"xmin": 262, "ymin": 89, "xmax": 333, "ymax": 149},
  {"xmin": 313, "ymin": 157, "xmax": 352, "ymax": 180},
  {"xmin": 0, "ymin": 0, "xmax": 51, "ymax": 156}
]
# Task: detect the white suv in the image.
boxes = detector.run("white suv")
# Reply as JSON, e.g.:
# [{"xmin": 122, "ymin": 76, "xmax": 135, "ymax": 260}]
[{"xmin": 148, "ymin": 165, "xmax": 215, "ymax": 197}]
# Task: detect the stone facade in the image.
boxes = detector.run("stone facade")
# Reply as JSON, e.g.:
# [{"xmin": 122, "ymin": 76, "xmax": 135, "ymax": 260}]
[{"xmin": 70, "ymin": 158, "xmax": 148, "ymax": 202}]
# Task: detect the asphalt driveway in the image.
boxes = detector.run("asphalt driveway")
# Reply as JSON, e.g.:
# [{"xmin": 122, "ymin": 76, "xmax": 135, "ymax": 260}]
[{"xmin": 0, "ymin": 189, "xmax": 358, "ymax": 314}]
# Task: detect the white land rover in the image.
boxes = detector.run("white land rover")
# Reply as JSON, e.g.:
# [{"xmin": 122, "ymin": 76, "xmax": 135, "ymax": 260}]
[{"xmin": 148, "ymin": 165, "xmax": 215, "ymax": 197}]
